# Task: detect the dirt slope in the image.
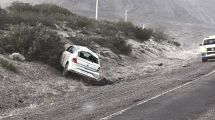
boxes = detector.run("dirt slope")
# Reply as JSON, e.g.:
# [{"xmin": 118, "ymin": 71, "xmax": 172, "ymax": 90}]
[{"xmin": 0, "ymin": 37, "xmax": 194, "ymax": 119}]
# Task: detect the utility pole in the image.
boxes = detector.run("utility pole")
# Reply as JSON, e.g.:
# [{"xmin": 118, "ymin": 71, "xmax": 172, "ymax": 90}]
[
  {"xmin": 95, "ymin": 0, "xmax": 99, "ymax": 20},
  {"xmin": 124, "ymin": 10, "xmax": 128, "ymax": 22}
]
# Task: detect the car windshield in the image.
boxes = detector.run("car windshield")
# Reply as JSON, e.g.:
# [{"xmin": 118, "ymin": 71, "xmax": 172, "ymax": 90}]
[
  {"xmin": 79, "ymin": 51, "xmax": 99, "ymax": 64},
  {"xmin": 203, "ymin": 39, "xmax": 215, "ymax": 45}
]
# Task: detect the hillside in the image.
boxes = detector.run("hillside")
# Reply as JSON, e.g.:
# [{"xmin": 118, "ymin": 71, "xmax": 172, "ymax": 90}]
[
  {"xmin": 0, "ymin": 1, "xmax": 188, "ymax": 118},
  {"xmin": 0, "ymin": 1, "xmax": 204, "ymax": 119},
  {"xmin": 2, "ymin": 0, "xmax": 215, "ymax": 48}
]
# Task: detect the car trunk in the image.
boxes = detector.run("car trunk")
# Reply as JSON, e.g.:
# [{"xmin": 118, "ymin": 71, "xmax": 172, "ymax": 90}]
[{"xmin": 77, "ymin": 51, "xmax": 100, "ymax": 72}]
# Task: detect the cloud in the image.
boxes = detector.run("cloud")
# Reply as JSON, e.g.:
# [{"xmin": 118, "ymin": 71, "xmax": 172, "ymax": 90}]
[{"xmin": 0, "ymin": 0, "xmax": 45, "ymax": 8}]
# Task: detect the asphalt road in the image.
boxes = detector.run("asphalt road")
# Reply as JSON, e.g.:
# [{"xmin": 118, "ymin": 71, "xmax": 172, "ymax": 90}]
[
  {"xmin": 3, "ymin": 55, "xmax": 215, "ymax": 120},
  {"xmin": 110, "ymin": 68, "xmax": 215, "ymax": 120}
]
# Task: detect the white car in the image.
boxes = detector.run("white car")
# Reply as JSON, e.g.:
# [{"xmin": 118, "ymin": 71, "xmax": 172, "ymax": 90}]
[
  {"xmin": 200, "ymin": 35, "xmax": 215, "ymax": 62},
  {"xmin": 60, "ymin": 45, "xmax": 100, "ymax": 79}
]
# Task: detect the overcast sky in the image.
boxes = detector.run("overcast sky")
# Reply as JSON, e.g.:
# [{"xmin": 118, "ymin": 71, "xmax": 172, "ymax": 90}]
[{"xmin": 0, "ymin": 0, "xmax": 45, "ymax": 8}]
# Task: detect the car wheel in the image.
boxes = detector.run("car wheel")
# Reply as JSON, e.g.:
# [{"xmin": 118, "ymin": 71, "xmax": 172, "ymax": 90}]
[
  {"xmin": 202, "ymin": 58, "xmax": 207, "ymax": 62},
  {"xmin": 63, "ymin": 63, "xmax": 69, "ymax": 77}
]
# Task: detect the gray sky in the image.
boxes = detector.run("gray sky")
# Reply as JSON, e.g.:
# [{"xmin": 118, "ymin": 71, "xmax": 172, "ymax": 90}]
[{"xmin": 0, "ymin": 0, "xmax": 43, "ymax": 8}]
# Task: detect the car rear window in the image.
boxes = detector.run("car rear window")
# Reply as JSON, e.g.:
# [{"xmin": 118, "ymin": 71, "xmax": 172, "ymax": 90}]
[{"xmin": 79, "ymin": 51, "xmax": 98, "ymax": 64}]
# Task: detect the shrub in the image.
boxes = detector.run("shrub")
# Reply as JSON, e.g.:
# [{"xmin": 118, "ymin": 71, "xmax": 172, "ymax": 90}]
[
  {"xmin": 108, "ymin": 36, "xmax": 132, "ymax": 55},
  {"xmin": 0, "ymin": 23, "xmax": 64, "ymax": 68},
  {"xmin": 0, "ymin": 7, "xmax": 8, "ymax": 26},
  {"xmin": 116, "ymin": 20, "xmax": 135, "ymax": 37},
  {"xmin": 0, "ymin": 59, "xmax": 18, "ymax": 73},
  {"xmin": 172, "ymin": 41, "xmax": 181, "ymax": 46},
  {"xmin": 91, "ymin": 36, "xmax": 132, "ymax": 55},
  {"xmin": 98, "ymin": 20, "xmax": 119, "ymax": 36},
  {"xmin": 69, "ymin": 36, "xmax": 96, "ymax": 51},
  {"xmin": 6, "ymin": 2, "xmax": 73, "ymax": 27},
  {"xmin": 7, "ymin": 1, "xmax": 38, "ymax": 13},
  {"xmin": 34, "ymin": 3, "xmax": 73, "ymax": 16},
  {"xmin": 151, "ymin": 25, "xmax": 168, "ymax": 41},
  {"xmin": 135, "ymin": 27, "xmax": 152, "ymax": 41},
  {"xmin": 68, "ymin": 35, "xmax": 132, "ymax": 55},
  {"xmin": 0, "ymin": 47, "xmax": 5, "ymax": 54}
]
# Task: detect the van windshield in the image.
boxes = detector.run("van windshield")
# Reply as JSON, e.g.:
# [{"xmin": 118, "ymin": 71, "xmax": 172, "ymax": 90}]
[
  {"xmin": 79, "ymin": 51, "xmax": 99, "ymax": 64},
  {"xmin": 203, "ymin": 39, "xmax": 215, "ymax": 45}
]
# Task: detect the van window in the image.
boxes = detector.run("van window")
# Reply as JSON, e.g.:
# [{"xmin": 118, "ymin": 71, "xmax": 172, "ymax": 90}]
[{"xmin": 79, "ymin": 51, "xmax": 98, "ymax": 64}]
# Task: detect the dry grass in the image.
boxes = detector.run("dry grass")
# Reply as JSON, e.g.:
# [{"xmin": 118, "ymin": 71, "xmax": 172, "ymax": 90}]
[
  {"xmin": 0, "ymin": 58, "xmax": 18, "ymax": 73},
  {"xmin": 0, "ymin": 54, "xmax": 89, "ymax": 117}
]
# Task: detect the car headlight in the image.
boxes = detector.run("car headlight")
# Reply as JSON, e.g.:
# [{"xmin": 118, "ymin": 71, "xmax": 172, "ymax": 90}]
[{"xmin": 201, "ymin": 47, "xmax": 207, "ymax": 52}]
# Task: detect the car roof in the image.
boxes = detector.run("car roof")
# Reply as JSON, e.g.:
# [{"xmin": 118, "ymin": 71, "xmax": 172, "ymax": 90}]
[
  {"xmin": 204, "ymin": 35, "xmax": 215, "ymax": 40},
  {"xmin": 73, "ymin": 45, "xmax": 99, "ymax": 58}
]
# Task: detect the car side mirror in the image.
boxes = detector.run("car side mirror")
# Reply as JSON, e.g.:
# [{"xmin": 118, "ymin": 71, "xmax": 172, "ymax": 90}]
[{"xmin": 199, "ymin": 44, "xmax": 202, "ymax": 46}]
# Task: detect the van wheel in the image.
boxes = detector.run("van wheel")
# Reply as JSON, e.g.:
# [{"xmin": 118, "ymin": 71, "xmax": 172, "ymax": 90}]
[
  {"xmin": 63, "ymin": 63, "xmax": 69, "ymax": 77},
  {"xmin": 202, "ymin": 58, "xmax": 207, "ymax": 62}
]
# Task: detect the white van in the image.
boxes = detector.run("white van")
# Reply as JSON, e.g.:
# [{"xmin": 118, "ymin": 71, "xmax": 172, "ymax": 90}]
[{"xmin": 60, "ymin": 45, "xmax": 100, "ymax": 79}]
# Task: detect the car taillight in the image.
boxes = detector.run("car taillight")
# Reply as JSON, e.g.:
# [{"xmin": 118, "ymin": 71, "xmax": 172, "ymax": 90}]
[
  {"xmin": 72, "ymin": 58, "xmax": 77, "ymax": 63},
  {"xmin": 97, "ymin": 67, "xmax": 100, "ymax": 72}
]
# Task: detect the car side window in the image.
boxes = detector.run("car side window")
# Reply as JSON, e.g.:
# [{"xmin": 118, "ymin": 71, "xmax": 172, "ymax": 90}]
[{"xmin": 68, "ymin": 46, "xmax": 76, "ymax": 53}]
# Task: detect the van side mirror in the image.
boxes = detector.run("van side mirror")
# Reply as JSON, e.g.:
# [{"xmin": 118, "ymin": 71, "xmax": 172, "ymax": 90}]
[{"xmin": 199, "ymin": 44, "xmax": 202, "ymax": 46}]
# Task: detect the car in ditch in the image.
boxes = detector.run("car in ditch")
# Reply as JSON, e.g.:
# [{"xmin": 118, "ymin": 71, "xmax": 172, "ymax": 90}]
[
  {"xmin": 199, "ymin": 35, "xmax": 215, "ymax": 62},
  {"xmin": 60, "ymin": 45, "xmax": 100, "ymax": 79}
]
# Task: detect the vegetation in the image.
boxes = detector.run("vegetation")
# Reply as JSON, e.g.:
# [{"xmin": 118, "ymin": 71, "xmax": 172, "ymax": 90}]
[
  {"xmin": 151, "ymin": 25, "xmax": 169, "ymax": 41},
  {"xmin": 0, "ymin": 23, "xmax": 64, "ymax": 68},
  {"xmin": 0, "ymin": 1, "xmax": 73, "ymax": 27},
  {"xmin": 0, "ymin": 59, "xmax": 18, "ymax": 73},
  {"xmin": 69, "ymin": 35, "xmax": 132, "ymax": 55},
  {"xmin": 0, "ymin": 1, "xmax": 179, "ymax": 68},
  {"xmin": 67, "ymin": 19, "xmax": 153, "ymax": 55},
  {"xmin": 0, "ymin": 47, "xmax": 5, "ymax": 54},
  {"xmin": 172, "ymin": 41, "xmax": 181, "ymax": 46}
]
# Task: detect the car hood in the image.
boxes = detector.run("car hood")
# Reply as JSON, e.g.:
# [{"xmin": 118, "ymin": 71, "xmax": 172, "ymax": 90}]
[{"xmin": 204, "ymin": 44, "xmax": 215, "ymax": 48}]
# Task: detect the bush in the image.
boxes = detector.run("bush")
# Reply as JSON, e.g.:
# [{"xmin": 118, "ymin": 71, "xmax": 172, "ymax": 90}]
[
  {"xmin": 0, "ymin": 59, "xmax": 18, "ymax": 73},
  {"xmin": 5, "ymin": 2, "xmax": 73, "ymax": 27},
  {"xmin": 116, "ymin": 20, "xmax": 135, "ymax": 37},
  {"xmin": 0, "ymin": 7, "xmax": 8, "ymax": 26},
  {"xmin": 151, "ymin": 25, "xmax": 168, "ymax": 41},
  {"xmin": 135, "ymin": 27, "xmax": 152, "ymax": 41},
  {"xmin": 108, "ymin": 36, "xmax": 132, "ymax": 55},
  {"xmin": 0, "ymin": 23, "xmax": 64, "ymax": 68},
  {"xmin": 0, "ymin": 47, "xmax": 5, "ymax": 54},
  {"xmin": 68, "ymin": 35, "xmax": 132, "ymax": 55},
  {"xmin": 98, "ymin": 20, "xmax": 119, "ymax": 36},
  {"xmin": 69, "ymin": 36, "xmax": 96, "ymax": 50},
  {"xmin": 172, "ymin": 41, "xmax": 181, "ymax": 46}
]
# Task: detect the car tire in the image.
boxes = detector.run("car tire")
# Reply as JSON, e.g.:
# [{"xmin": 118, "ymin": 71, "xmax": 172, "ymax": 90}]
[
  {"xmin": 63, "ymin": 63, "xmax": 69, "ymax": 77},
  {"xmin": 202, "ymin": 58, "xmax": 207, "ymax": 62}
]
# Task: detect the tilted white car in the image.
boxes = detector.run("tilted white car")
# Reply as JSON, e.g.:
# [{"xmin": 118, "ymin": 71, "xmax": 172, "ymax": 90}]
[
  {"xmin": 200, "ymin": 35, "xmax": 215, "ymax": 62},
  {"xmin": 60, "ymin": 45, "xmax": 100, "ymax": 79}
]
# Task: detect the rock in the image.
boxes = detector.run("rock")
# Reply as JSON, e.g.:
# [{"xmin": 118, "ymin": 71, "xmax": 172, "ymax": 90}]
[
  {"xmin": 18, "ymin": 99, "xmax": 24, "ymax": 103},
  {"xmin": 182, "ymin": 63, "xmax": 190, "ymax": 67},
  {"xmin": 140, "ymin": 49, "xmax": 145, "ymax": 53},
  {"xmin": 9, "ymin": 53, "xmax": 25, "ymax": 61},
  {"xmin": 158, "ymin": 63, "xmax": 163, "ymax": 66}
]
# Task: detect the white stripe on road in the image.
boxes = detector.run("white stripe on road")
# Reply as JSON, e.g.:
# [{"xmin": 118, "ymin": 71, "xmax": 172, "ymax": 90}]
[{"xmin": 100, "ymin": 70, "xmax": 215, "ymax": 120}]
